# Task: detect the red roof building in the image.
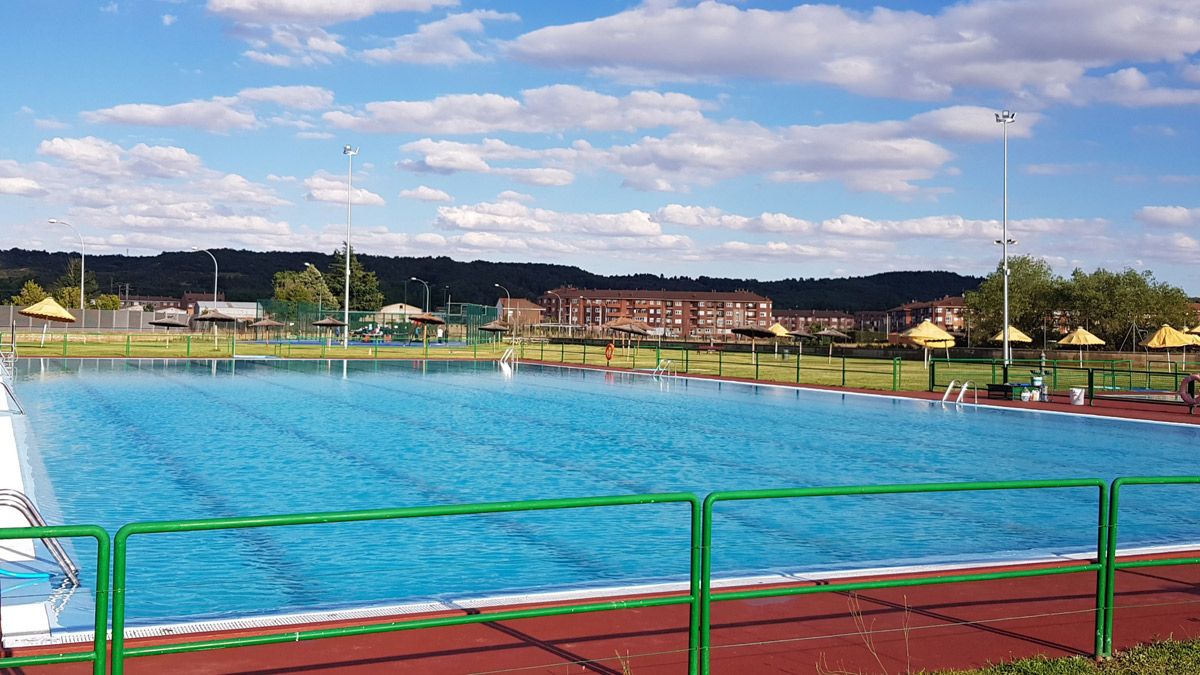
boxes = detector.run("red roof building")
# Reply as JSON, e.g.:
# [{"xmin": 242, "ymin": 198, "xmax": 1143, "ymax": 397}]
[{"xmin": 539, "ymin": 288, "xmax": 772, "ymax": 338}]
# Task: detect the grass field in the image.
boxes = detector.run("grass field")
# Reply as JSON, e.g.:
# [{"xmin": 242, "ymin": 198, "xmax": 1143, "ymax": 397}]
[{"xmin": 5, "ymin": 331, "xmax": 1186, "ymax": 395}]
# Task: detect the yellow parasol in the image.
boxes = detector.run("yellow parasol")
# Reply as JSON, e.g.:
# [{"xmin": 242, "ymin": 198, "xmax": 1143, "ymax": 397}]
[
  {"xmin": 20, "ymin": 297, "xmax": 77, "ymax": 346},
  {"xmin": 900, "ymin": 319, "xmax": 955, "ymax": 367},
  {"xmin": 989, "ymin": 326, "xmax": 1033, "ymax": 343},
  {"xmin": 767, "ymin": 322, "xmax": 790, "ymax": 356},
  {"xmin": 1139, "ymin": 324, "xmax": 1195, "ymax": 365},
  {"xmin": 1058, "ymin": 326, "xmax": 1104, "ymax": 366}
]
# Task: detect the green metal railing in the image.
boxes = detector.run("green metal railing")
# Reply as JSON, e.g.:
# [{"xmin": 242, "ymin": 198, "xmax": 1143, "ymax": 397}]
[
  {"xmin": 1100, "ymin": 477, "xmax": 1200, "ymax": 657},
  {"xmin": 7, "ymin": 478, "xmax": 1200, "ymax": 672},
  {"xmin": 0, "ymin": 524, "xmax": 110, "ymax": 675},
  {"xmin": 700, "ymin": 479, "xmax": 1110, "ymax": 673},
  {"xmin": 109, "ymin": 493, "xmax": 702, "ymax": 675}
]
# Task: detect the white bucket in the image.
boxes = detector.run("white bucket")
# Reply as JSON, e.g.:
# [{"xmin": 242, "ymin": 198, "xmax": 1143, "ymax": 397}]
[
  {"xmin": 1020, "ymin": 390, "xmax": 1032, "ymax": 402},
  {"xmin": 1069, "ymin": 387, "xmax": 1086, "ymax": 405},
  {"xmin": 1032, "ymin": 376, "xmax": 1044, "ymax": 387}
]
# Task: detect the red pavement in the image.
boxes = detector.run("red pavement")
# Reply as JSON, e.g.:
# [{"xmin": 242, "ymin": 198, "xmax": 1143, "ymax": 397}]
[{"xmin": 6, "ymin": 558, "xmax": 1200, "ymax": 674}]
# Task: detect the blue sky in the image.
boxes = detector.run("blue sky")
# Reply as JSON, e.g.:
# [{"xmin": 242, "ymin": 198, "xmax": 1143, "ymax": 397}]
[{"xmin": 2, "ymin": 0, "xmax": 1198, "ymax": 292}]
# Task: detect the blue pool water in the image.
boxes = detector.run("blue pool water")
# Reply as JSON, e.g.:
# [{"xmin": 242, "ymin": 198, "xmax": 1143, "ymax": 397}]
[{"xmin": 9, "ymin": 358, "xmax": 1200, "ymax": 631}]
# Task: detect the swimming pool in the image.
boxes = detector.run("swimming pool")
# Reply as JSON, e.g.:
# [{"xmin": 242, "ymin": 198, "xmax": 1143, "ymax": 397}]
[{"xmin": 7, "ymin": 358, "xmax": 1200, "ymax": 635}]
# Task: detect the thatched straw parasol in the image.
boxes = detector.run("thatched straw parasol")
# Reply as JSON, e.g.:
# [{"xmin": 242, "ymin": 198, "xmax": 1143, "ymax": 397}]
[{"xmin": 20, "ymin": 297, "xmax": 76, "ymax": 346}]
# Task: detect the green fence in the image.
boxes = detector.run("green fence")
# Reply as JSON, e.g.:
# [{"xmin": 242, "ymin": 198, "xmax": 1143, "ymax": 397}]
[
  {"xmin": 108, "ymin": 493, "xmax": 702, "ymax": 675},
  {"xmin": 700, "ymin": 479, "xmax": 1110, "ymax": 673},
  {"xmin": 0, "ymin": 524, "xmax": 110, "ymax": 675},
  {"xmin": 929, "ymin": 358, "xmax": 1195, "ymax": 404},
  {"xmin": 6, "ymin": 479, "xmax": 1200, "ymax": 672}
]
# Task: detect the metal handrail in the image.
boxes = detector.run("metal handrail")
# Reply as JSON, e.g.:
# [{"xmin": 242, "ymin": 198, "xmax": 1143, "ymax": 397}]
[
  {"xmin": 109, "ymin": 492, "xmax": 702, "ymax": 675},
  {"xmin": 700, "ymin": 478, "xmax": 1110, "ymax": 672},
  {"xmin": 0, "ymin": 489, "xmax": 81, "ymax": 585},
  {"xmin": 941, "ymin": 379, "xmax": 959, "ymax": 402},
  {"xmin": 1, "ymin": 380, "xmax": 24, "ymax": 415},
  {"xmin": 956, "ymin": 380, "xmax": 978, "ymax": 404}
]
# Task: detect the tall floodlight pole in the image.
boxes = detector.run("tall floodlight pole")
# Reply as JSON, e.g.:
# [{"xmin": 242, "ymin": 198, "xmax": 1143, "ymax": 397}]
[
  {"xmin": 995, "ymin": 110, "xmax": 1016, "ymax": 366},
  {"xmin": 48, "ymin": 219, "xmax": 85, "ymax": 316},
  {"xmin": 191, "ymin": 247, "xmax": 219, "ymax": 302},
  {"xmin": 547, "ymin": 289, "xmax": 564, "ymax": 326},
  {"xmin": 342, "ymin": 144, "xmax": 358, "ymax": 349},
  {"xmin": 495, "ymin": 283, "xmax": 512, "ymax": 345},
  {"xmin": 411, "ymin": 277, "xmax": 430, "ymax": 312}
]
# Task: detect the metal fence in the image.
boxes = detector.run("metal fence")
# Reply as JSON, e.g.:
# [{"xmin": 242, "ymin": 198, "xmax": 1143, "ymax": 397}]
[{"xmin": 3, "ymin": 477, "xmax": 1198, "ymax": 672}]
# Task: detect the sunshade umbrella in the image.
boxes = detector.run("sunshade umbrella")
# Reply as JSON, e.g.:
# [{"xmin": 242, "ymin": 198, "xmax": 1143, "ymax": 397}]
[
  {"xmin": 477, "ymin": 320, "xmax": 510, "ymax": 333},
  {"xmin": 815, "ymin": 327, "xmax": 851, "ymax": 363},
  {"xmin": 20, "ymin": 297, "xmax": 76, "ymax": 346},
  {"xmin": 1058, "ymin": 326, "xmax": 1105, "ymax": 366},
  {"xmin": 313, "ymin": 316, "xmax": 347, "ymax": 349},
  {"xmin": 249, "ymin": 318, "xmax": 284, "ymax": 344},
  {"xmin": 989, "ymin": 326, "xmax": 1033, "ymax": 343},
  {"xmin": 149, "ymin": 316, "xmax": 189, "ymax": 348},
  {"xmin": 731, "ymin": 325, "xmax": 774, "ymax": 357},
  {"xmin": 767, "ymin": 322, "xmax": 790, "ymax": 356},
  {"xmin": 1140, "ymin": 324, "xmax": 1197, "ymax": 365},
  {"xmin": 900, "ymin": 320, "xmax": 954, "ymax": 368},
  {"xmin": 194, "ymin": 310, "xmax": 236, "ymax": 350},
  {"xmin": 1187, "ymin": 326, "xmax": 1200, "ymax": 335},
  {"xmin": 409, "ymin": 313, "xmax": 446, "ymax": 325},
  {"xmin": 787, "ymin": 328, "xmax": 812, "ymax": 361}
]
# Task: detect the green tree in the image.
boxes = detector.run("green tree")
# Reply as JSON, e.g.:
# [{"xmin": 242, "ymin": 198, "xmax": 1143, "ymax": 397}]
[
  {"xmin": 325, "ymin": 247, "xmax": 384, "ymax": 311},
  {"xmin": 963, "ymin": 255, "xmax": 1065, "ymax": 346},
  {"xmin": 93, "ymin": 294, "xmax": 122, "ymax": 310},
  {"xmin": 52, "ymin": 259, "xmax": 98, "ymax": 309},
  {"xmin": 10, "ymin": 279, "xmax": 48, "ymax": 305},
  {"xmin": 1064, "ymin": 268, "xmax": 1194, "ymax": 348},
  {"xmin": 274, "ymin": 264, "xmax": 338, "ymax": 309}
]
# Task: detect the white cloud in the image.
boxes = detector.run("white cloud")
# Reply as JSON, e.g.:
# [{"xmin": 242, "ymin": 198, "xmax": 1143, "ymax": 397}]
[
  {"xmin": 497, "ymin": 190, "xmax": 532, "ymax": 202},
  {"xmin": 237, "ymin": 85, "xmax": 334, "ymax": 109},
  {"xmin": 82, "ymin": 98, "xmax": 257, "ymax": 132},
  {"xmin": 360, "ymin": 10, "xmax": 517, "ymax": 65},
  {"xmin": 237, "ymin": 25, "xmax": 347, "ymax": 67},
  {"xmin": 400, "ymin": 185, "xmax": 453, "ymax": 202},
  {"xmin": 0, "ymin": 177, "xmax": 48, "ymax": 197},
  {"xmin": 100, "ymin": 2, "xmax": 118, "ymax": 13},
  {"xmin": 295, "ymin": 131, "xmax": 334, "ymax": 140},
  {"xmin": 325, "ymin": 84, "xmax": 705, "ymax": 134},
  {"xmin": 206, "ymin": 0, "xmax": 458, "ymax": 25},
  {"xmin": 162, "ymin": 14, "xmax": 177, "ymax": 26},
  {"xmin": 1136, "ymin": 205, "xmax": 1200, "ymax": 228},
  {"xmin": 34, "ymin": 118, "xmax": 70, "ymax": 130},
  {"xmin": 509, "ymin": 0, "xmax": 1200, "ymax": 105},
  {"xmin": 435, "ymin": 199, "xmax": 663, "ymax": 238},
  {"xmin": 303, "ymin": 172, "xmax": 385, "ymax": 205}
]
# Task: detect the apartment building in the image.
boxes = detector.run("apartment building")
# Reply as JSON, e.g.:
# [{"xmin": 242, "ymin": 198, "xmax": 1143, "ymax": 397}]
[
  {"xmin": 772, "ymin": 309, "xmax": 855, "ymax": 332},
  {"xmin": 539, "ymin": 288, "xmax": 773, "ymax": 338},
  {"xmin": 886, "ymin": 295, "xmax": 966, "ymax": 332}
]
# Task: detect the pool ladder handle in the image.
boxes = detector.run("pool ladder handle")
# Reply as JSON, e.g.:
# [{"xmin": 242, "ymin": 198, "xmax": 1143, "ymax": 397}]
[
  {"xmin": 941, "ymin": 380, "xmax": 978, "ymax": 405},
  {"xmin": 0, "ymin": 489, "xmax": 80, "ymax": 586},
  {"xmin": 651, "ymin": 359, "xmax": 676, "ymax": 379},
  {"xmin": 499, "ymin": 347, "xmax": 518, "ymax": 374}
]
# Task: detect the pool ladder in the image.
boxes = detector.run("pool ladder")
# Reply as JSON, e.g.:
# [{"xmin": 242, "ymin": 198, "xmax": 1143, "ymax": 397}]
[
  {"xmin": 651, "ymin": 359, "xmax": 677, "ymax": 379},
  {"xmin": 0, "ymin": 489, "xmax": 80, "ymax": 586},
  {"xmin": 0, "ymin": 350, "xmax": 23, "ymax": 415},
  {"xmin": 941, "ymin": 380, "xmax": 978, "ymax": 405},
  {"xmin": 499, "ymin": 347, "xmax": 518, "ymax": 377}
]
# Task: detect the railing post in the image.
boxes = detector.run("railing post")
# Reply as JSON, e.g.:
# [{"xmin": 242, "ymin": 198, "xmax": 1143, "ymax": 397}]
[
  {"xmin": 684, "ymin": 348, "xmax": 689, "ymax": 373},
  {"xmin": 795, "ymin": 349, "xmax": 801, "ymax": 383},
  {"xmin": 582, "ymin": 342, "xmax": 587, "ymax": 365},
  {"xmin": 928, "ymin": 359, "xmax": 936, "ymax": 392},
  {"xmin": 560, "ymin": 342, "xmax": 565, "ymax": 362},
  {"xmin": 1088, "ymin": 369, "xmax": 1095, "ymax": 406},
  {"xmin": 186, "ymin": 335, "xmax": 191, "ymax": 358},
  {"xmin": 125, "ymin": 334, "xmax": 131, "ymax": 357},
  {"xmin": 892, "ymin": 357, "xmax": 900, "ymax": 391},
  {"xmin": 1002, "ymin": 363, "xmax": 1010, "ymax": 384},
  {"xmin": 991, "ymin": 360, "xmax": 997, "ymax": 384},
  {"xmin": 718, "ymin": 350, "xmax": 723, "ymax": 377},
  {"xmin": 1093, "ymin": 481, "xmax": 1110, "ymax": 659},
  {"xmin": 63, "ymin": 332, "xmax": 69, "ymax": 357},
  {"xmin": 754, "ymin": 351, "xmax": 759, "ymax": 380},
  {"xmin": 841, "ymin": 353, "xmax": 846, "ymax": 387}
]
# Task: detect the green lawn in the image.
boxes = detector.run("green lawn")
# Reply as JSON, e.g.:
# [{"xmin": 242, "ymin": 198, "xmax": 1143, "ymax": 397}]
[
  {"xmin": 938, "ymin": 639, "xmax": 1200, "ymax": 674},
  {"xmin": 7, "ymin": 332, "xmax": 1151, "ymax": 394}
]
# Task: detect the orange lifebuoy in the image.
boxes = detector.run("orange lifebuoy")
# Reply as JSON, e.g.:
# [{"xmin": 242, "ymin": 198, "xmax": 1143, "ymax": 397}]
[
  {"xmin": 1180, "ymin": 374, "xmax": 1200, "ymax": 406},
  {"xmin": 604, "ymin": 342, "xmax": 615, "ymax": 361}
]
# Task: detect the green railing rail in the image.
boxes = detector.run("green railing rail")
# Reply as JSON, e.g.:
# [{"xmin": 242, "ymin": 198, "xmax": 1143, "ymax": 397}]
[
  {"xmin": 109, "ymin": 493, "xmax": 703, "ymax": 675},
  {"xmin": 0, "ymin": 524, "xmax": 110, "ymax": 675},
  {"xmin": 8, "ymin": 477, "xmax": 1200, "ymax": 672},
  {"xmin": 1100, "ymin": 476, "xmax": 1200, "ymax": 657},
  {"xmin": 699, "ymin": 479, "xmax": 1110, "ymax": 673}
]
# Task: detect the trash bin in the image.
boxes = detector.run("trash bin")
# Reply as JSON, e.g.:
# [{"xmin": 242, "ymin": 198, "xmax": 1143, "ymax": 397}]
[{"xmin": 1069, "ymin": 387, "xmax": 1086, "ymax": 406}]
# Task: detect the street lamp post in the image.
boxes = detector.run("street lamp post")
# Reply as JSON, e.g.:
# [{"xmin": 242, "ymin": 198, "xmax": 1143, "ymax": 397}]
[
  {"xmin": 546, "ymin": 289, "xmax": 565, "ymax": 337},
  {"xmin": 342, "ymin": 144, "xmax": 358, "ymax": 349},
  {"xmin": 410, "ymin": 277, "xmax": 430, "ymax": 312},
  {"xmin": 494, "ymin": 283, "xmax": 511, "ymax": 345},
  {"xmin": 191, "ymin": 247, "xmax": 219, "ymax": 302},
  {"xmin": 48, "ymin": 219, "xmax": 85, "ymax": 322},
  {"xmin": 995, "ymin": 109, "xmax": 1016, "ymax": 366}
]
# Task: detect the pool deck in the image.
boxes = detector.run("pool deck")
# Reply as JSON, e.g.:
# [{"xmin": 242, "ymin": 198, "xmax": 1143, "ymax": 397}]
[
  {"xmin": 4, "ymin": 360, "xmax": 1200, "ymax": 673},
  {"xmin": 5, "ymin": 552, "xmax": 1200, "ymax": 674}
]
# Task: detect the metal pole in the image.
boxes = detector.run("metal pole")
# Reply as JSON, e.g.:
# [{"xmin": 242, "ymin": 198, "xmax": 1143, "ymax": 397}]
[
  {"xmin": 411, "ymin": 277, "xmax": 429, "ymax": 312},
  {"xmin": 49, "ymin": 219, "xmax": 86, "ymax": 326},
  {"xmin": 191, "ymin": 248, "xmax": 218, "ymax": 302},
  {"xmin": 495, "ymin": 283, "xmax": 511, "ymax": 345},
  {"xmin": 342, "ymin": 145, "xmax": 358, "ymax": 349},
  {"xmin": 996, "ymin": 110, "xmax": 1016, "ymax": 366}
]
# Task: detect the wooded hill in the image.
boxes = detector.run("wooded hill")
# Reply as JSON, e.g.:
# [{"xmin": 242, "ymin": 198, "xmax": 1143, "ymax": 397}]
[{"xmin": 0, "ymin": 248, "xmax": 982, "ymax": 312}]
